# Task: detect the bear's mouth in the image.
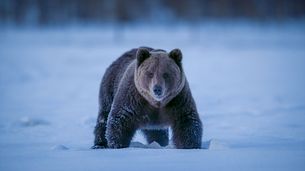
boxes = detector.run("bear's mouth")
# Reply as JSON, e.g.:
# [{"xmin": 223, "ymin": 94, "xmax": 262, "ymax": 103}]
[
  {"xmin": 153, "ymin": 95, "xmax": 164, "ymax": 102},
  {"xmin": 149, "ymin": 94, "xmax": 173, "ymax": 108}
]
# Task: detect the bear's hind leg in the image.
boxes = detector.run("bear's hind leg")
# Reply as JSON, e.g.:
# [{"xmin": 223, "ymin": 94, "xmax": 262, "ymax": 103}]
[{"xmin": 142, "ymin": 129, "xmax": 169, "ymax": 147}]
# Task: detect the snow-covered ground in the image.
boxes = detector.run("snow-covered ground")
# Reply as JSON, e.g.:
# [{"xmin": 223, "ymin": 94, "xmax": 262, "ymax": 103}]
[{"xmin": 1, "ymin": 22, "xmax": 305, "ymax": 170}]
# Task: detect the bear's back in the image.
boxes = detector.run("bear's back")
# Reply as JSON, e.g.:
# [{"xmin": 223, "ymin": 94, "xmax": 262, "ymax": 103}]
[
  {"xmin": 101, "ymin": 48, "xmax": 153, "ymax": 101},
  {"xmin": 104, "ymin": 47, "xmax": 154, "ymax": 84}
]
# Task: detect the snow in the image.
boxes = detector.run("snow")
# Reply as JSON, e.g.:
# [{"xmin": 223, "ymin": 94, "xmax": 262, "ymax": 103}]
[{"xmin": 1, "ymin": 22, "xmax": 305, "ymax": 170}]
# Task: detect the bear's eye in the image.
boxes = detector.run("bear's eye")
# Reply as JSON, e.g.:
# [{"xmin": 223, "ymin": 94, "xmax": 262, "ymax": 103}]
[
  {"xmin": 146, "ymin": 72, "xmax": 153, "ymax": 78},
  {"xmin": 163, "ymin": 73, "xmax": 169, "ymax": 79}
]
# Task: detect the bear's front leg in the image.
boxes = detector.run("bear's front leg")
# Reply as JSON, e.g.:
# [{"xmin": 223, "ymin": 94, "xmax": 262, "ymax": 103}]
[
  {"xmin": 105, "ymin": 109, "xmax": 137, "ymax": 148},
  {"xmin": 172, "ymin": 114, "xmax": 202, "ymax": 149},
  {"xmin": 92, "ymin": 110, "xmax": 109, "ymax": 149}
]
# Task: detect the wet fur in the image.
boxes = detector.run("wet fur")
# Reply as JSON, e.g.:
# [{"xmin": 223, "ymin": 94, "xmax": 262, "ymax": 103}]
[{"xmin": 93, "ymin": 47, "xmax": 202, "ymax": 149}]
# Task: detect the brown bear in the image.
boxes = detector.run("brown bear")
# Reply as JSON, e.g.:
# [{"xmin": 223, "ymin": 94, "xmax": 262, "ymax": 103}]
[{"xmin": 92, "ymin": 47, "xmax": 202, "ymax": 149}]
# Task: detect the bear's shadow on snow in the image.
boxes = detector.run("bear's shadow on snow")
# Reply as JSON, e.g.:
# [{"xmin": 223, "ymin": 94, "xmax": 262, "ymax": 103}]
[
  {"xmin": 52, "ymin": 140, "xmax": 227, "ymax": 151},
  {"xmin": 129, "ymin": 139, "xmax": 227, "ymax": 150}
]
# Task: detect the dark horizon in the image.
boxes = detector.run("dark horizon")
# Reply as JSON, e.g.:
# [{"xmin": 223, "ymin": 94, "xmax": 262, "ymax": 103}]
[{"xmin": 1, "ymin": 0, "xmax": 305, "ymax": 26}]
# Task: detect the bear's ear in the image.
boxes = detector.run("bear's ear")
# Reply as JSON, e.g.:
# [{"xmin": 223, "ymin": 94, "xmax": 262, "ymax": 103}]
[
  {"xmin": 136, "ymin": 48, "xmax": 150, "ymax": 67},
  {"xmin": 169, "ymin": 48, "xmax": 183, "ymax": 66}
]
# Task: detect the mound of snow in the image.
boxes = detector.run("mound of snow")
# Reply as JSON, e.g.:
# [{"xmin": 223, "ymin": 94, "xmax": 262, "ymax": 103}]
[
  {"xmin": 17, "ymin": 117, "xmax": 50, "ymax": 127},
  {"xmin": 147, "ymin": 141, "xmax": 162, "ymax": 148},
  {"xmin": 51, "ymin": 145, "xmax": 69, "ymax": 151},
  {"xmin": 130, "ymin": 141, "xmax": 166, "ymax": 149},
  {"xmin": 130, "ymin": 141, "xmax": 148, "ymax": 148},
  {"xmin": 204, "ymin": 139, "xmax": 230, "ymax": 150}
]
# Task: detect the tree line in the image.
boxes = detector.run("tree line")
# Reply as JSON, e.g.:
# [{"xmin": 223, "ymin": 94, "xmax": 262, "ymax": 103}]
[{"xmin": 0, "ymin": 0, "xmax": 304, "ymax": 25}]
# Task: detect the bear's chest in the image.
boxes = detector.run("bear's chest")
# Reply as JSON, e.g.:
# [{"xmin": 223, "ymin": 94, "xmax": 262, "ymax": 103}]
[{"xmin": 139, "ymin": 108, "xmax": 170, "ymax": 129}]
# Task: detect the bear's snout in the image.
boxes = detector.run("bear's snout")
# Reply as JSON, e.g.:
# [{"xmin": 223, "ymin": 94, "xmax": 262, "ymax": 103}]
[{"xmin": 153, "ymin": 85, "xmax": 163, "ymax": 96}]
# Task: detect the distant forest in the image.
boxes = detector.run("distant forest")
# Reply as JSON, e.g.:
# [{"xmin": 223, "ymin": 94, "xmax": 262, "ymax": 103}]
[{"xmin": 1, "ymin": 0, "xmax": 305, "ymax": 25}]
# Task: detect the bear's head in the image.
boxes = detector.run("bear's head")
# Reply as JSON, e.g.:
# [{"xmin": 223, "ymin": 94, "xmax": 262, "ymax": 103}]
[{"xmin": 134, "ymin": 48, "xmax": 186, "ymax": 108}]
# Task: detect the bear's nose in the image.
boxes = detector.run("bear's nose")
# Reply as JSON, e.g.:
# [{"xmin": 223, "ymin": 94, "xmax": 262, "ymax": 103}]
[{"xmin": 153, "ymin": 85, "xmax": 163, "ymax": 96}]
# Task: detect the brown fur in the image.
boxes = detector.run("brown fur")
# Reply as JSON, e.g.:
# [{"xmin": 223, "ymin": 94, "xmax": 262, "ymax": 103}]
[{"xmin": 93, "ymin": 47, "xmax": 202, "ymax": 149}]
